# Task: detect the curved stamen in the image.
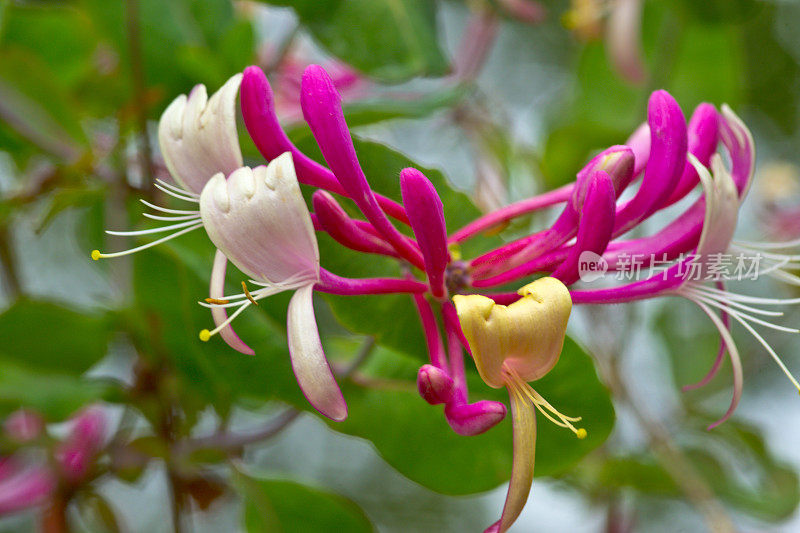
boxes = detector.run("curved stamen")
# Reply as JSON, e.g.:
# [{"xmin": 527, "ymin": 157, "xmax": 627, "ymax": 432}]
[
  {"xmin": 105, "ymin": 218, "xmax": 202, "ymax": 236},
  {"xmin": 142, "ymin": 212, "xmax": 203, "ymax": 222},
  {"xmin": 688, "ymin": 284, "xmax": 800, "ymax": 305},
  {"xmin": 199, "ymin": 300, "xmax": 253, "ymax": 341},
  {"xmin": 687, "ymin": 292, "xmax": 799, "ymax": 333},
  {"xmin": 91, "ymin": 222, "xmax": 203, "ymax": 260},
  {"xmin": 505, "ymin": 366, "xmax": 587, "ymax": 439},
  {"xmin": 154, "ymin": 182, "xmax": 200, "ymax": 203},
  {"xmin": 139, "ymin": 200, "xmax": 199, "ymax": 215},
  {"xmin": 683, "ymin": 288, "xmax": 784, "ymax": 317},
  {"xmin": 155, "ymin": 178, "xmax": 199, "ymax": 198}
]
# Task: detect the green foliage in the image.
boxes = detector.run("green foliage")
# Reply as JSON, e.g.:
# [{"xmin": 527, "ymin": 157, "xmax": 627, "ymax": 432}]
[
  {"xmin": 240, "ymin": 475, "xmax": 374, "ymax": 532},
  {"xmin": 261, "ymin": 0, "xmax": 448, "ymax": 82},
  {"xmin": 326, "ymin": 336, "xmax": 614, "ymax": 495}
]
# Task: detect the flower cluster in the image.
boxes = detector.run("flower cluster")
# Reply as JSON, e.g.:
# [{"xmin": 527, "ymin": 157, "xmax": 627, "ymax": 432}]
[
  {"xmin": 92, "ymin": 63, "xmax": 799, "ymax": 532},
  {"xmin": 0, "ymin": 407, "xmax": 106, "ymax": 517}
]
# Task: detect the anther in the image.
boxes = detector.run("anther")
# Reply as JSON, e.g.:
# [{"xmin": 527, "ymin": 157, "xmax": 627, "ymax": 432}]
[
  {"xmin": 205, "ymin": 298, "xmax": 230, "ymax": 305},
  {"xmin": 242, "ymin": 281, "xmax": 259, "ymax": 306},
  {"xmin": 91, "ymin": 250, "xmax": 102, "ymax": 261},
  {"xmin": 199, "ymin": 329, "xmax": 211, "ymax": 342},
  {"xmin": 576, "ymin": 428, "xmax": 587, "ymax": 439}
]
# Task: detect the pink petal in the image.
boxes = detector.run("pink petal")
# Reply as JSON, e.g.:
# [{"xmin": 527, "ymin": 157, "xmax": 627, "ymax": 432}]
[{"xmin": 209, "ymin": 249, "xmax": 254, "ymax": 355}]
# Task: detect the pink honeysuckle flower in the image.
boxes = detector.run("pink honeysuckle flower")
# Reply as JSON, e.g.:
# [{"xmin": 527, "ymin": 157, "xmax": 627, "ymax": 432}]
[
  {"xmin": 0, "ymin": 457, "xmax": 55, "ymax": 514},
  {"xmin": 400, "ymin": 168, "xmax": 451, "ymax": 298},
  {"xmin": 197, "ymin": 154, "xmax": 347, "ymax": 422},
  {"xmin": 454, "ymin": 277, "xmax": 584, "ymax": 533},
  {"xmin": 606, "ymin": 0, "xmax": 647, "ymax": 85},
  {"xmin": 55, "ymin": 405, "xmax": 107, "ymax": 483}
]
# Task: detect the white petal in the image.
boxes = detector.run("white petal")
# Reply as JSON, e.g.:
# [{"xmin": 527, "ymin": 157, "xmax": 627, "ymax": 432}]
[
  {"xmin": 158, "ymin": 73, "xmax": 244, "ymax": 195},
  {"xmin": 209, "ymin": 249, "xmax": 255, "ymax": 355},
  {"xmin": 287, "ymin": 284, "xmax": 347, "ymax": 421},
  {"xmin": 199, "ymin": 154, "xmax": 319, "ymax": 284},
  {"xmin": 693, "ymin": 153, "xmax": 739, "ymax": 258}
]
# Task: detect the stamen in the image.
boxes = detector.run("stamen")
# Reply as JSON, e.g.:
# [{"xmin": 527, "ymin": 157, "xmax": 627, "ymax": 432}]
[
  {"xmin": 199, "ymin": 300, "xmax": 252, "ymax": 342},
  {"xmin": 155, "ymin": 178, "xmax": 199, "ymax": 198},
  {"xmin": 504, "ymin": 366, "xmax": 587, "ymax": 439},
  {"xmin": 154, "ymin": 182, "xmax": 200, "ymax": 203},
  {"xmin": 688, "ymin": 284, "xmax": 800, "ymax": 305},
  {"xmin": 105, "ymin": 218, "xmax": 202, "ymax": 236},
  {"xmin": 142, "ymin": 212, "xmax": 203, "ymax": 222},
  {"xmin": 91, "ymin": 222, "xmax": 203, "ymax": 260},
  {"xmin": 688, "ymin": 292, "xmax": 799, "ymax": 333},
  {"xmin": 139, "ymin": 199, "xmax": 199, "ymax": 215},
  {"xmin": 242, "ymin": 281, "xmax": 259, "ymax": 306}
]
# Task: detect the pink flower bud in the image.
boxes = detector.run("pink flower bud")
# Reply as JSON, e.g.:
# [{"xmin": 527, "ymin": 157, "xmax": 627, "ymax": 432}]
[
  {"xmin": 417, "ymin": 365, "xmax": 455, "ymax": 405},
  {"xmin": 445, "ymin": 400, "xmax": 507, "ymax": 436}
]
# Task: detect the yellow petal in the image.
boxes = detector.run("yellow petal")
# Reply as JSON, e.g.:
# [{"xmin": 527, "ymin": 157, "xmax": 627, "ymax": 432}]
[
  {"xmin": 453, "ymin": 277, "xmax": 572, "ymax": 387},
  {"xmin": 496, "ymin": 380, "xmax": 537, "ymax": 533}
]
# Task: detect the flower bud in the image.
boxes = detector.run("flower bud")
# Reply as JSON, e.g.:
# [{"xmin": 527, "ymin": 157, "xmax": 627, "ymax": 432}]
[{"xmin": 416, "ymin": 365, "xmax": 455, "ymax": 405}]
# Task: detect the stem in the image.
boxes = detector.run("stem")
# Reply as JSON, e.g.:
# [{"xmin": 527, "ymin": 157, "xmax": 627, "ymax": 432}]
[
  {"xmin": 588, "ymin": 307, "xmax": 735, "ymax": 533},
  {"xmin": 168, "ymin": 470, "xmax": 185, "ymax": 533},
  {"xmin": 412, "ymin": 294, "xmax": 447, "ymax": 369},
  {"xmin": 449, "ymin": 184, "xmax": 572, "ymax": 243},
  {"xmin": 0, "ymin": 224, "xmax": 21, "ymax": 298},
  {"xmin": 126, "ymin": 0, "xmax": 154, "ymax": 197},
  {"xmin": 315, "ymin": 269, "xmax": 428, "ymax": 295}
]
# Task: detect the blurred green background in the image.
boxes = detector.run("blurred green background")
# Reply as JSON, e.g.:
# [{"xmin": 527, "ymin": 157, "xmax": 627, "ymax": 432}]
[{"xmin": 1, "ymin": 0, "xmax": 800, "ymax": 531}]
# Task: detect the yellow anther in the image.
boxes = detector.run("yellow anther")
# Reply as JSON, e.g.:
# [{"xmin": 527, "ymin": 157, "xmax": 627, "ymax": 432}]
[
  {"xmin": 241, "ymin": 281, "xmax": 259, "ymax": 306},
  {"xmin": 576, "ymin": 428, "xmax": 587, "ymax": 440},
  {"xmin": 448, "ymin": 243, "xmax": 462, "ymax": 261},
  {"xmin": 205, "ymin": 298, "xmax": 230, "ymax": 305},
  {"xmin": 91, "ymin": 250, "xmax": 102, "ymax": 261},
  {"xmin": 199, "ymin": 329, "xmax": 211, "ymax": 342}
]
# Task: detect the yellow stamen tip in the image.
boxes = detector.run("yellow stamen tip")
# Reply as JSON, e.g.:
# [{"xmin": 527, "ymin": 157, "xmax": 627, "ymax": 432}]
[
  {"xmin": 91, "ymin": 250, "xmax": 102, "ymax": 261},
  {"xmin": 576, "ymin": 428, "xmax": 587, "ymax": 440},
  {"xmin": 199, "ymin": 329, "xmax": 211, "ymax": 342}
]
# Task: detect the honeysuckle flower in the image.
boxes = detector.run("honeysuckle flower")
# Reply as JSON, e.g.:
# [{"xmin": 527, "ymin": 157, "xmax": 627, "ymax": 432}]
[
  {"xmin": 565, "ymin": 107, "xmax": 800, "ymax": 427},
  {"xmin": 606, "ymin": 0, "xmax": 646, "ymax": 85},
  {"xmin": 401, "ymin": 168, "xmax": 451, "ymax": 298},
  {"xmin": 0, "ymin": 458, "xmax": 54, "ymax": 514},
  {"xmin": 91, "ymin": 73, "xmax": 244, "ymax": 262},
  {"xmin": 454, "ymin": 277, "xmax": 584, "ymax": 533},
  {"xmin": 198, "ymin": 154, "xmax": 347, "ymax": 422}
]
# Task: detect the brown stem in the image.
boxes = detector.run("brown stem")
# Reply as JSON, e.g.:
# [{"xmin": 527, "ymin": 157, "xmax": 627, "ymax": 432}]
[
  {"xmin": 41, "ymin": 495, "xmax": 70, "ymax": 533},
  {"xmin": 0, "ymin": 224, "xmax": 21, "ymax": 298}
]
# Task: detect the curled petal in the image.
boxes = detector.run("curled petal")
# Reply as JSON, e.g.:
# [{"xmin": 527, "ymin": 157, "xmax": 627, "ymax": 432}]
[
  {"xmin": 444, "ymin": 400, "xmax": 507, "ymax": 436},
  {"xmin": 665, "ymin": 103, "xmax": 719, "ymax": 206},
  {"xmin": 209, "ymin": 249, "xmax": 254, "ymax": 355},
  {"xmin": 615, "ymin": 90, "xmax": 687, "ymax": 235},
  {"xmin": 287, "ymin": 284, "xmax": 347, "ymax": 421},
  {"xmin": 719, "ymin": 104, "xmax": 756, "ymax": 198},
  {"xmin": 492, "ymin": 384, "xmax": 537, "ymax": 533},
  {"xmin": 453, "ymin": 277, "xmax": 572, "ymax": 387},
  {"xmin": 694, "ymin": 154, "xmax": 739, "ymax": 258},
  {"xmin": 552, "ymin": 171, "xmax": 616, "ymax": 285},
  {"xmin": 158, "ymin": 73, "xmax": 243, "ymax": 195},
  {"xmin": 200, "ymin": 154, "xmax": 319, "ymax": 284}
]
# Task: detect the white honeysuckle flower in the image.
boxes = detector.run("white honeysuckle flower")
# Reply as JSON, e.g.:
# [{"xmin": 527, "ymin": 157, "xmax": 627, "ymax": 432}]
[
  {"xmin": 92, "ymin": 73, "xmax": 245, "ymax": 261},
  {"xmin": 198, "ymin": 153, "xmax": 347, "ymax": 422},
  {"xmin": 158, "ymin": 73, "xmax": 244, "ymax": 195}
]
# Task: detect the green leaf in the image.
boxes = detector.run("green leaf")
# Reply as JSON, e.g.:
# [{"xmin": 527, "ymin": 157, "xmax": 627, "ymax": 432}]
[
  {"xmin": 0, "ymin": 299, "xmax": 113, "ymax": 375},
  {"xmin": 326, "ymin": 336, "xmax": 614, "ymax": 495},
  {"xmin": 0, "ymin": 359, "xmax": 111, "ymax": 420},
  {"xmin": 239, "ymin": 475, "xmax": 374, "ymax": 533},
  {"xmin": 263, "ymin": 0, "xmax": 448, "ymax": 82}
]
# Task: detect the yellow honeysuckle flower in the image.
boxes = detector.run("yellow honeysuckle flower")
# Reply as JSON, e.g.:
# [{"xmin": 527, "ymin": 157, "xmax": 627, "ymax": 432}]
[{"xmin": 453, "ymin": 277, "xmax": 584, "ymax": 533}]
